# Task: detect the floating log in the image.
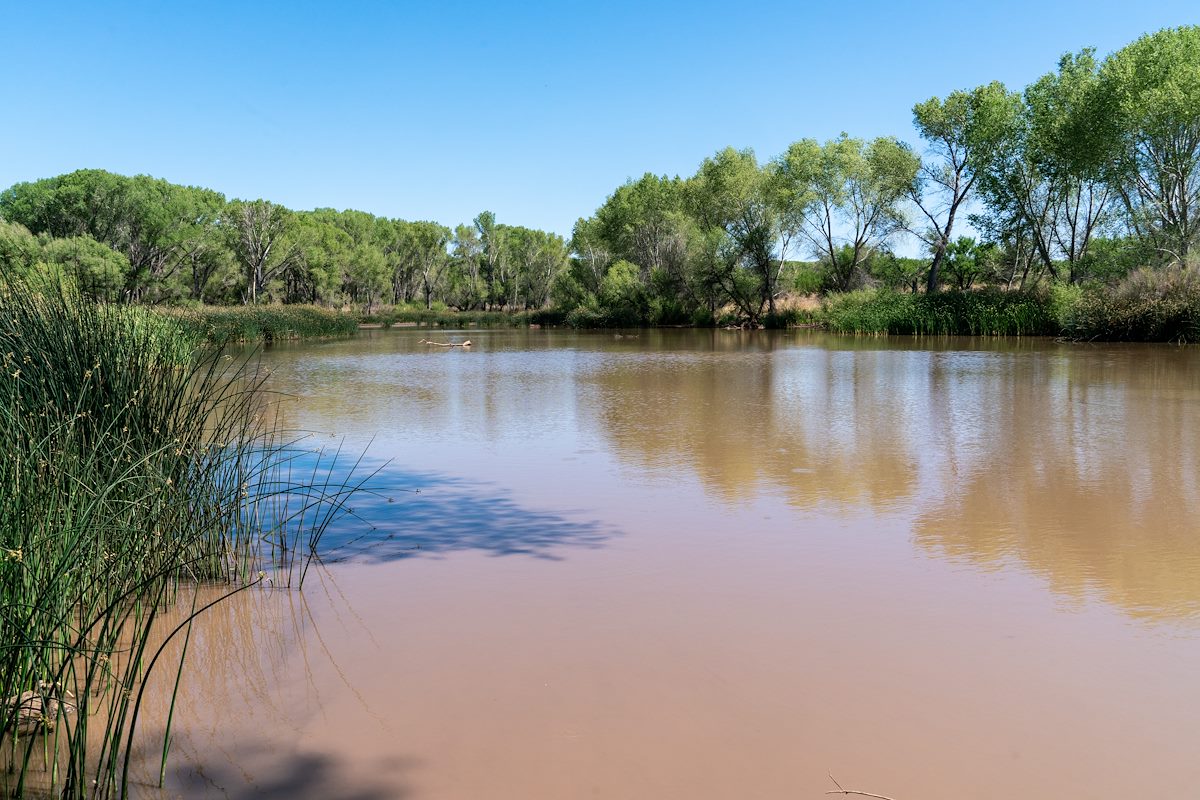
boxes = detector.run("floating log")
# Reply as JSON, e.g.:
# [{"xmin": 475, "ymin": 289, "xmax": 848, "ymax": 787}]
[{"xmin": 418, "ymin": 339, "xmax": 471, "ymax": 347}]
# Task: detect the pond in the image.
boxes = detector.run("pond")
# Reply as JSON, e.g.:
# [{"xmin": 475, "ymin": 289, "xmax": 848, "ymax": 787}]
[{"xmin": 135, "ymin": 329, "xmax": 1200, "ymax": 799}]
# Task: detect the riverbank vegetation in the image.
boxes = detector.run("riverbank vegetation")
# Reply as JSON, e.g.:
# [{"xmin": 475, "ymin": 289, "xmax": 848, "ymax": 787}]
[
  {"xmin": 1, "ymin": 26, "xmax": 1198, "ymax": 341},
  {"xmin": 167, "ymin": 304, "xmax": 360, "ymax": 342},
  {"xmin": 0, "ymin": 278, "xmax": 357, "ymax": 797}
]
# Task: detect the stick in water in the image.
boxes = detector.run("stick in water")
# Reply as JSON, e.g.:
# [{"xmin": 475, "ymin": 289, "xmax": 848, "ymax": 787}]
[{"xmin": 826, "ymin": 775, "xmax": 900, "ymax": 800}]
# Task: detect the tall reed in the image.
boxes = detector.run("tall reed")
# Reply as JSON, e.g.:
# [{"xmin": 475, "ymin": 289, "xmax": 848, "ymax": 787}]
[
  {"xmin": 820, "ymin": 288, "xmax": 1058, "ymax": 336},
  {"xmin": 0, "ymin": 279, "xmax": 359, "ymax": 797}
]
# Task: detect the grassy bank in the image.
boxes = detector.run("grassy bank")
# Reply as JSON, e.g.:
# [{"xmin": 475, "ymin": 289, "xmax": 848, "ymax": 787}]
[
  {"xmin": 359, "ymin": 306, "xmax": 567, "ymax": 328},
  {"xmin": 0, "ymin": 280, "xmax": 356, "ymax": 797},
  {"xmin": 820, "ymin": 288, "xmax": 1060, "ymax": 336},
  {"xmin": 148, "ymin": 271, "xmax": 1200, "ymax": 343},
  {"xmin": 165, "ymin": 304, "xmax": 360, "ymax": 342},
  {"xmin": 818, "ymin": 269, "xmax": 1200, "ymax": 342}
]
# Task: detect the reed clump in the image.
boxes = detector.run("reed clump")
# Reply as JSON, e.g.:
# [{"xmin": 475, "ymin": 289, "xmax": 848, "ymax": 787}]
[
  {"xmin": 166, "ymin": 304, "xmax": 360, "ymax": 342},
  {"xmin": 0, "ymin": 279, "xmax": 357, "ymax": 798},
  {"xmin": 820, "ymin": 288, "xmax": 1058, "ymax": 336}
]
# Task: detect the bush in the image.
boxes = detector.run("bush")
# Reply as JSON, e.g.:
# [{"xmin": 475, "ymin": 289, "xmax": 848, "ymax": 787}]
[{"xmin": 1060, "ymin": 265, "xmax": 1200, "ymax": 342}]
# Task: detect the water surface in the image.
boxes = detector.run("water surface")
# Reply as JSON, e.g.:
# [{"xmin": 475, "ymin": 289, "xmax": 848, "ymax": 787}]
[{"xmin": 138, "ymin": 329, "xmax": 1200, "ymax": 799}]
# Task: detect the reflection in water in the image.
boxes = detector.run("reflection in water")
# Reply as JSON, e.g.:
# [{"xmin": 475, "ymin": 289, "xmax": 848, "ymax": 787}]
[
  {"xmin": 113, "ymin": 331, "xmax": 1200, "ymax": 800},
  {"xmin": 590, "ymin": 337, "xmax": 1200, "ymax": 622},
  {"xmin": 914, "ymin": 348, "xmax": 1200, "ymax": 621},
  {"xmin": 253, "ymin": 331, "xmax": 1200, "ymax": 623},
  {"xmin": 122, "ymin": 572, "xmax": 417, "ymax": 799},
  {"xmin": 583, "ymin": 345, "xmax": 921, "ymax": 509}
]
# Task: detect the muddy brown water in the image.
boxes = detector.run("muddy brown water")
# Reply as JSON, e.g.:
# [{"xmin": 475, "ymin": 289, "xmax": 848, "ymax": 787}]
[{"xmin": 125, "ymin": 329, "xmax": 1198, "ymax": 799}]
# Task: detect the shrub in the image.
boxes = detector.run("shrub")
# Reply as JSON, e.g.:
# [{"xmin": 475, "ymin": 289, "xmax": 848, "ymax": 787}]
[{"xmin": 1061, "ymin": 265, "xmax": 1200, "ymax": 342}]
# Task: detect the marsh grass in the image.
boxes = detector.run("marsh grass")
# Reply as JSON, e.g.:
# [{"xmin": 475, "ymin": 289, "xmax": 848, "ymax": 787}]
[
  {"xmin": 0, "ymin": 279, "xmax": 363, "ymax": 797},
  {"xmin": 820, "ymin": 288, "xmax": 1058, "ymax": 336},
  {"xmin": 166, "ymin": 304, "xmax": 360, "ymax": 342}
]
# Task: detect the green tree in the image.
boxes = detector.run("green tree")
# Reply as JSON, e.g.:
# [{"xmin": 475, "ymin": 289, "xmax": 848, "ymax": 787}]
[
  {"xmin": 0, "ymin": 170, "xmax": 225, "ymax": 301},
  {"xmin": 447, "ymin": 224, "xmax": 485, "ymax": 308},
  {"xmin": 775, "ymin": 135, "xmax": 919, "ymax": 291},
  {"xmin": 687, "ymin": 148, "xmax": 786, "ymax": 322},
  {"xmin": 405, "ymin": 221, "xmax": 452, "ymax": 310},
  {"xmin": 224, "ymin": 199, "xmax": 305, "ymax": 304},
  {"xmin": 911, "ymin": 82, "xmax": 1022, "ymax": 291},
  {"xmin": 1097, "ymin": 26, "xmax": 1200, "ymax": 262}
]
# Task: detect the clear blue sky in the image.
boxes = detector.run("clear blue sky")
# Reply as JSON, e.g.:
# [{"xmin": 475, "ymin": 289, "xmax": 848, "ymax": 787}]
[{"xmin": 2, "ymin": 1, "xmax": 1196, "ymax": 238}]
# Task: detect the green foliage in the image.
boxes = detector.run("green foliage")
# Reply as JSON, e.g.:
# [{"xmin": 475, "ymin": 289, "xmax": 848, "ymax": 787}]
[
  {"xmin": 1060, "ymin": 265, "xmax": 1200, "ymax": 341},
  {"xmin": 0, "ymin": 170, "xmax": 225, "ymax": 302},
  {"xmin": 774, "ymin": 134, "xmax": 919, "ymax": 291},
  {"xmin": 1098, "ymin": 26, "xmax": 1200, "ymax": 261},
  {"xmin": 0, "ymin": 220, "xmax": 129, "ymax": 300},
  {"xmin": 168, "ymin": 304, "xmax": 359, "ymax": 342},
  {"xmin": 912, "ymin": 81, "xmax": 1023, "ymax": 291},
  {"xmin": 3, "ymin": 26, "xmax": 1200, "ymax": 336},
  {"xmin": 0, "ymin": 278, "xmax": 357, "ymax": 796},
  {"xmin": 821, "ymin": 288, "xmax": 1057, "ymax": 336}
]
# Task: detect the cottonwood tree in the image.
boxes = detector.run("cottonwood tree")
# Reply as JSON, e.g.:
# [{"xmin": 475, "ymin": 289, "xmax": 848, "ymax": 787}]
[
  {"xmin": 774, "ymin": 135, "xmax": 919, "ymax": 291},
  {"xmin": 474, "ymin": 211, "xmax": 509, "ymax": 308},
  {"xmin": 400, "ymin": 221, "xmax": 452, "ymax": 310},
  {"xmin": 977, "ymin": 50, "xmax": 1114, "ymax": 282},
  {"xmin": 687, "ymin": 147, "xmax": 794, "ymax": 321},
  {"xmin": 568, "ymin": 216, "xmax": 612, "ymax": 295},
  {"xmin": 911, "ymin": 82, "xmax": 1021, "ymax": 291},
  {"xmin": 225, "ymin": 199, "xmax": 305, "ymax": 304},
  {"xmin": 506, "ymin": 226, "xmax": 568, "ymax": 309},
  {"xmin": 0, "ymin": 170, "xmax": 226, "ymax": 301},
  {"xmin": 1097, "ymin": 26, "xmax": 1200, "ymax": 262}
]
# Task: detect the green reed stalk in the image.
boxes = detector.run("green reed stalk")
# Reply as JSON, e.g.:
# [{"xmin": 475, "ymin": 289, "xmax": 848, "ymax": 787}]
[{"xmin": 0, "ymin": 277, "xmax": 360, "ymax": 798}]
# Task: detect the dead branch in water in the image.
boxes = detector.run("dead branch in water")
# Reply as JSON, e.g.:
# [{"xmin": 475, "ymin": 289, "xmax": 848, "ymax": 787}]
[
  {"xmin": 825, "ymin": 774, "xmax": 900, "ymax": 800},
  {"xmin": 418, "ymin": 339, "xmax": 471, "ymax": 347}
]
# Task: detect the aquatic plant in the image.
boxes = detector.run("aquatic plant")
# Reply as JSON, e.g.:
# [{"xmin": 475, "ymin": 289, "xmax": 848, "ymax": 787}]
[
  {"xmin": 820, "ymin": 288, "xmax": 1059, "ymax": 336},
  {"xmin": 0, "ymin": 278, "xmax": 361, "ymax": 797},
  {"xmin": 166, "ymin": 304, "xmax": 360, "ymax": 342}
]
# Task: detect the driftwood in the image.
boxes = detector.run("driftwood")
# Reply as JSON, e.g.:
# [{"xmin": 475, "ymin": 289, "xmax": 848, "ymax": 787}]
[
  {"xmin": 825, "ymin": 775, "xmax": 900, "ymax": 800},
  {"xmin": 418, "ymin": 339, "xmax": 471, "ymax": 347}
]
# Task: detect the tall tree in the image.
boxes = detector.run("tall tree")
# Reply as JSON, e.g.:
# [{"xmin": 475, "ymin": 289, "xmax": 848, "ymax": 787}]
[
  {"xmin": 687, "ymin": 147, "xmax": 788, "ymax": 321},
  {"xmin": 911, "ymin": 82, "xmax": 1022, "ymax": 291},
  {"xmin": 1097, "ymin": 26, "xmax": 1200, "ymax": 262},
  {"xmin": 225, "ymin": 200, "xmax": 304, "ymax": 304},
  {"xmin": 774, "ymin": 135, "xmax": 919, "ymax": 291},
  {"xmin": 448, "ymin": 224, "xmax": 485, "ymax": 309},
  {"xmin": 405, "ymin": 221, "xmax": 452, "ymax": 310}
]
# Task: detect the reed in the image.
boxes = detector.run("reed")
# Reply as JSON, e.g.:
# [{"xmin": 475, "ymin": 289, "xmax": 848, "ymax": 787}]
[
  {"xmin": 0, "ymin": 278, "xmax": 360, "ymax": 797},
  {"xmin": 165, "ymin": 304, "xmax": 360, "ymax": 342},
  {"xmin": 820, "ymin": 288, "xmax": 1058, "ymax": 336}
]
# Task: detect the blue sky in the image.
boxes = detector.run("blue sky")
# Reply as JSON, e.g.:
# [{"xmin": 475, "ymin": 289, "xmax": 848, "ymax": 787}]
[{"xmin": 2, "ymin": 1, "xmax": 1196, "ymax": 238}]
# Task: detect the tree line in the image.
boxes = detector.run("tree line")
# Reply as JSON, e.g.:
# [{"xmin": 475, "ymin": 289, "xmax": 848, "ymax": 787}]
[
  {"xmin": 2, "ymin": 26, "xmax": 1198, "ymax": 325},
  {"xmin": 0, "ymin": 175, "xmax": 568, "ymax": 313}
]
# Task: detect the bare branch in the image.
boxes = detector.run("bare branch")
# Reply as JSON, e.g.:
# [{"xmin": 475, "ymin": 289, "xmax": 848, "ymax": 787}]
[{"xmin": 826, "ymin": 774, "xmax": 901, "ymax": 800}]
